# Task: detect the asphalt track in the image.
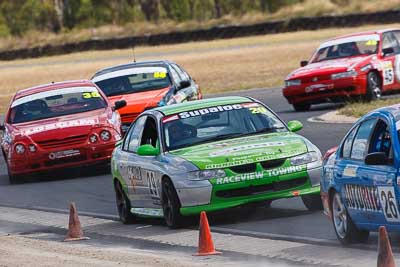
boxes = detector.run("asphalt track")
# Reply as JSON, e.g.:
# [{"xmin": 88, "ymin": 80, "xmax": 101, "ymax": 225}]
[{"xmin": 0, "ymin": 87, "xmax": 353, "ymax": 243}]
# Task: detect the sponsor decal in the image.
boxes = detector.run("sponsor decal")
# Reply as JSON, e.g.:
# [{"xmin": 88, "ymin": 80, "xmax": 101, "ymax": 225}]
[
  {"xmin": 343, "ymin": 165, "xmax": 358, "ymax": 177},
  {"xmin": 209, "ymin": 142, "xmax": 285, "ymax": 157},
  {"xmin": 215, "ymin": 165, "xmax": 306, "ymax": 185},
  {"xmin": 48, "ymin": 149, "xmax": 80, "ymax": 160},
  {"xmin": 127, "ymin": 165, "xmax": 141, "ymax": 192},
  {"xmin": 21, "ymin": 119, "xmax": 98, "ymax": 135},
  {"xmin": 382, "ymin": 61, "xmax": 394, "ymax": 85},
  {"xmin": 205, "ymin": 150, "xmax": 304, "ymax": 169},
  {"xmin": 344, "ymin": 184, "xmax": 380, "ymax": 212},
  {"xmin": 179, "ymin": 104, "xmax": 243, "ymax": 119}
]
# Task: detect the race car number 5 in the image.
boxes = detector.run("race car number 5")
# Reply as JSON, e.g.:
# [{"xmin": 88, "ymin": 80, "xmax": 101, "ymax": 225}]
[{"xmin": 378, "ymin": 186, "xmax": 400, "ymax": 222}]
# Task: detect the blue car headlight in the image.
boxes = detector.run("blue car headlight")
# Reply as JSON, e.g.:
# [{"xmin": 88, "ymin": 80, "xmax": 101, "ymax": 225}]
[{"xmin": 187, "ymin": 169, "xmax": 226, "ymax": 181}]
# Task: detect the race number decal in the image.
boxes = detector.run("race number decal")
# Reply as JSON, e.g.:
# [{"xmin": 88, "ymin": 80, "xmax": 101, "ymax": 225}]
[
  {"xmin": 154, "ymin": 72, "xmax": 166, "ymax": 78},
  {"xmin": 146, "ymin": 170, "xmax": 160, "ymax": 199},
  {"xmin": 395, "ymin": 55, "xmax": 400, "ymax": 82},
  {"xmin": 378, "ymin": 186, "xmax": 400, "ymax": 222},
  {"xmin": 82, "ymin": 91, "xmax": 101, "ymax": 98},
  {"xmin": 249, "ymin": 107, "xmax": 267, "ymax": 114},
  {"xmin": 382, "ymin": 61, "xmax": 394, "ymax": 85}
]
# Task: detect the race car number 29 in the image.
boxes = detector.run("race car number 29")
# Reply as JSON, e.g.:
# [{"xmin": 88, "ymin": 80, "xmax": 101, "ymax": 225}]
[
  {"xmin": 378, "ymin": 186, "xmax": 400, "ymax": 222},
  {"xmin": 146, "ymin": 171, "xmax": 160, "ymax": 199}
]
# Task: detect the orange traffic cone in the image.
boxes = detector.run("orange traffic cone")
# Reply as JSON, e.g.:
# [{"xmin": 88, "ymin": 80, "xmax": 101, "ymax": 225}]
[
  {"xmin": 194, "ymin": 211, "xmax": 221, "ymax": 256},
  {"xmin": 377, "ymin": 226, "xmax": 396, "ymax": 267},
  {"xmin": 64, "ymin": 202, "xmax": 90, "ymax": 242}
]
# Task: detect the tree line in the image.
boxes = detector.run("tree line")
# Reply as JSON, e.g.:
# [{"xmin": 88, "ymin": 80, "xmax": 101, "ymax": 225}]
[{"xmin": 0, "ymin": 0, "xmax": 305, "ymax": 37}]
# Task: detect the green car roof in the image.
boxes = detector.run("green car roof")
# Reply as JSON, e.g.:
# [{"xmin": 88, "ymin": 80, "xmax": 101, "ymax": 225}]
[{"xmin": 155, "ymin": 96, "xmax": 251, "ymax": 116}]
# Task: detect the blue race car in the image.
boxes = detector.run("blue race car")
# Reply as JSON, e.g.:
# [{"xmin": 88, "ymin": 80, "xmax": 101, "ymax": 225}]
[{"xmin": 321, "ymin": 104, "xmax": 400, "ymax": 244}]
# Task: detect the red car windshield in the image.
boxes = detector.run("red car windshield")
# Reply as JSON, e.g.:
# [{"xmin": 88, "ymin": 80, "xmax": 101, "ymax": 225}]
[
  {"xmin": 312, "ymin": 35, "xmax": 379, "ymax": 62},
  {"xmin": 9, "ymin": 86, "xmax": 107, "ymax": 124}
]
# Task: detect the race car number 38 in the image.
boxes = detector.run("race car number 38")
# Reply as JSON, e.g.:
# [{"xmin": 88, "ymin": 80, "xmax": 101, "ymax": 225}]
[{"xmin": 378, "ymin": 186, "xmax": 400, "ymax": 222}]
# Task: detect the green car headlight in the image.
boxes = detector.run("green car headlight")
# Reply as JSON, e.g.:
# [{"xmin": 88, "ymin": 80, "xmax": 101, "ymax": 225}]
[
  {"xmin": 290, "ymin": 152, "xmax": 319, "ymax": 166},
  {"xmin": 188, "ymin": 169, "xmax": 226, "ymax": 181}
]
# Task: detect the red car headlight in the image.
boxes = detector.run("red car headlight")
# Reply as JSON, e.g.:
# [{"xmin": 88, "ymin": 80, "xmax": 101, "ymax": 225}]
[
  {"xmin": 89, "ymin": 134, "xmax": 98, "ymax": 143},
  {"xmin": 15, "ymin": 144, "xmax": 25, "ymax": 154},
  {"xmin": 100, "ymin": 130, "xmax": 111, "ymax": 141},
  {"xmin": 28, "ymin": 144, "xmax": 36, "ymax": 153}
]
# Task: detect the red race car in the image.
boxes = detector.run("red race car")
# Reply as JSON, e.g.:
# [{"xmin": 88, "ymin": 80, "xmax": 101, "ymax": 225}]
[
  {"xmin": 0, "ymin": 80, "xmax": 126, "ymax": 183},
  {"xmin": 283, "ymin": 29, "xmax": 400, "ymax": 111}
]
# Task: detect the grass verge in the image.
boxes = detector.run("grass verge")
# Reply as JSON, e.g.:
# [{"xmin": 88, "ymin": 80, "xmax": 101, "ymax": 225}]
[
  {"xmin": 0, "ymin": 0, "xmax": 399, "ymax": 51},
  {"xmin": 338, "ymin": 98, "xmax": 400, "ymax": 118},
  {"xmin": 1, "ymin": 22, "xmax": 400, "ymax": 113}
]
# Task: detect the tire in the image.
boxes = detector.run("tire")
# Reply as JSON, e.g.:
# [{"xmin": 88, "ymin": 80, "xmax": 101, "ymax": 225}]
[
  {"xmin": 293, "ymin": 103, "xmax": 311, "ymax": 112},
  {"xmin": 114, "ymin": 180, "xmax": 136, "ymax": 224},
  {"xmin": 364, "ymin": 71, "xmax": 382, "ymax": 102},
  {"xmin": 162, "ymin": 178, "xmax": 184, "ymax": 229},
  {"xmin": 8, "ymin": 174, "xmax": 19, "ymax": 184},
  {"xmin": 6, "ymin": 163, "xmax": 21, "ymax": 184},
  {"xmin": 330, "ymin": 191, "xmax": 369, "ymax": 244},
  {"xmin": 302, "ymin": 194, "xmax": 323, "ymax": 211}
]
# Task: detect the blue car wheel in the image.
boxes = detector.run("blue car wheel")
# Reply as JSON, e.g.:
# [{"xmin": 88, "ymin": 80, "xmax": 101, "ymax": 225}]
[{"xmin": 331, "ymin": 191, "xmax": 369, "ymax": 244}]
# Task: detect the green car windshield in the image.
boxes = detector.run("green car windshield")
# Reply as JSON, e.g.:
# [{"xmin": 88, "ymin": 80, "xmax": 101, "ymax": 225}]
[{"xmin": 162, "ymin": 102, "xmax": 287, "ymax": 151}]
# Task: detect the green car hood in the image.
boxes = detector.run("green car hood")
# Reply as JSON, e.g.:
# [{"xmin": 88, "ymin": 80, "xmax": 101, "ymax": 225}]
[{"xmin": 169, "ymin": 133, "xmax": 308, "ymax": 170}]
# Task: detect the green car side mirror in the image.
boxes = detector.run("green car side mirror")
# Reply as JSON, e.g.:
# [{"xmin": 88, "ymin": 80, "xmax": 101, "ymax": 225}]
[
  {"xmin": 287, "ymin": 120, "xmax": 303, "ymax": 132},
  {"xmin": 137, "ymin": 144, "xmax": 160, "ymax": 156}
]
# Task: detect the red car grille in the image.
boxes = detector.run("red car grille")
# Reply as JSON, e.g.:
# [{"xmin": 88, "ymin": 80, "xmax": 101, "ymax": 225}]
[
  {"xmin": 36, "ymin": 135, "xmax": 87, "ymax": 149},
  {"xmin": 301, "ymin": 75, "xmax": 331, "ymax": 83},
  {"xmin": 121, "ymin": 112, "xmax": 140, "ymax": 123}
]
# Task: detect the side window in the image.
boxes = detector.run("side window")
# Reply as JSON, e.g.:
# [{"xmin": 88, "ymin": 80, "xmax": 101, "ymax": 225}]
[
  {"xmin": 391, "ymin": 31, "xmax": 400, "ymax": 53},
  {"xmin": 341, "ymin": 125, "xmax": 359, "ymax": 158},
  {"xmin": 368, "ymin": 119, "xmax": 393, "ymax": 162},
  {"xmin": 382, "ymin": 32, "xmax": 400, "ymax": 54},
  {"xmin": 351, "ymin": 119, "xmax": 376, "ymax": 160},
  {"xmin": 140, "ymin": 117, "xmax": 159, "ymax": 148},
  {"xmin": 172, "ymin": 64, "xmax": 190, "ymax": 81},
  {"xmin": 123, "ymin": 116, "xmax": 147, "ymax": 153},
  {"xmin": 169, "ymin": 67, "xmax": 182, "ymax": 84}
]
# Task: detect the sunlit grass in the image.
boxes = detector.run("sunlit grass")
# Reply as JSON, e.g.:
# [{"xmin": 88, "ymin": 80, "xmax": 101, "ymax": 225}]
[{"xmin": 1, "ymin": 22, "xmax": 400, "ymax": 113}]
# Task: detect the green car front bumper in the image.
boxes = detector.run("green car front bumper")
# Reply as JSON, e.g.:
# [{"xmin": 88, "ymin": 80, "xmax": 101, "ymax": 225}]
[{"xmin": 180, "ymin": 167, "xmax": 320, "ymax": 216}]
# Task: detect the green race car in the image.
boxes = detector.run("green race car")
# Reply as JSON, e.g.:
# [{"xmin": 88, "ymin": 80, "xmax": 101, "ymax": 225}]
[{"xmin": 111, "ymin": 96, "xmax": 322, "ymax": 228}]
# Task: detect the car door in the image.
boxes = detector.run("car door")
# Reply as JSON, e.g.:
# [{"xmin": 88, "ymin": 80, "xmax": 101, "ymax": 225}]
[
  {"xmin": 361, "ymin": 118, "xmax": 400, "ymax": 226},
  {"xmin": 119, "ymin": 115, "xmax": 148, "ymax": 206},
  {"xmin": 391, "ymin": 30, "xmax": 400, "ymax": 88},
  {"xmin": 125, "ymin": 115, "xmax": 165, "ymax": 214},
  {"xmin": 334, "ymin": 118, "xmax": 377, "ymax": 222},
  {"xmin": 380, "ymin": 31, "xmax": 400, "ymax": 91}
]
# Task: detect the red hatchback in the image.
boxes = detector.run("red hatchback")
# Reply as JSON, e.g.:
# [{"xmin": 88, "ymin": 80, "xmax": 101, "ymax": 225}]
[
  {"xmin": 283, "ymin": 29, "xmax": 400, "ymax": 111},
  {"xmin": 0, "ymin": 80, "xmax": 125, "ymax": 183}
]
